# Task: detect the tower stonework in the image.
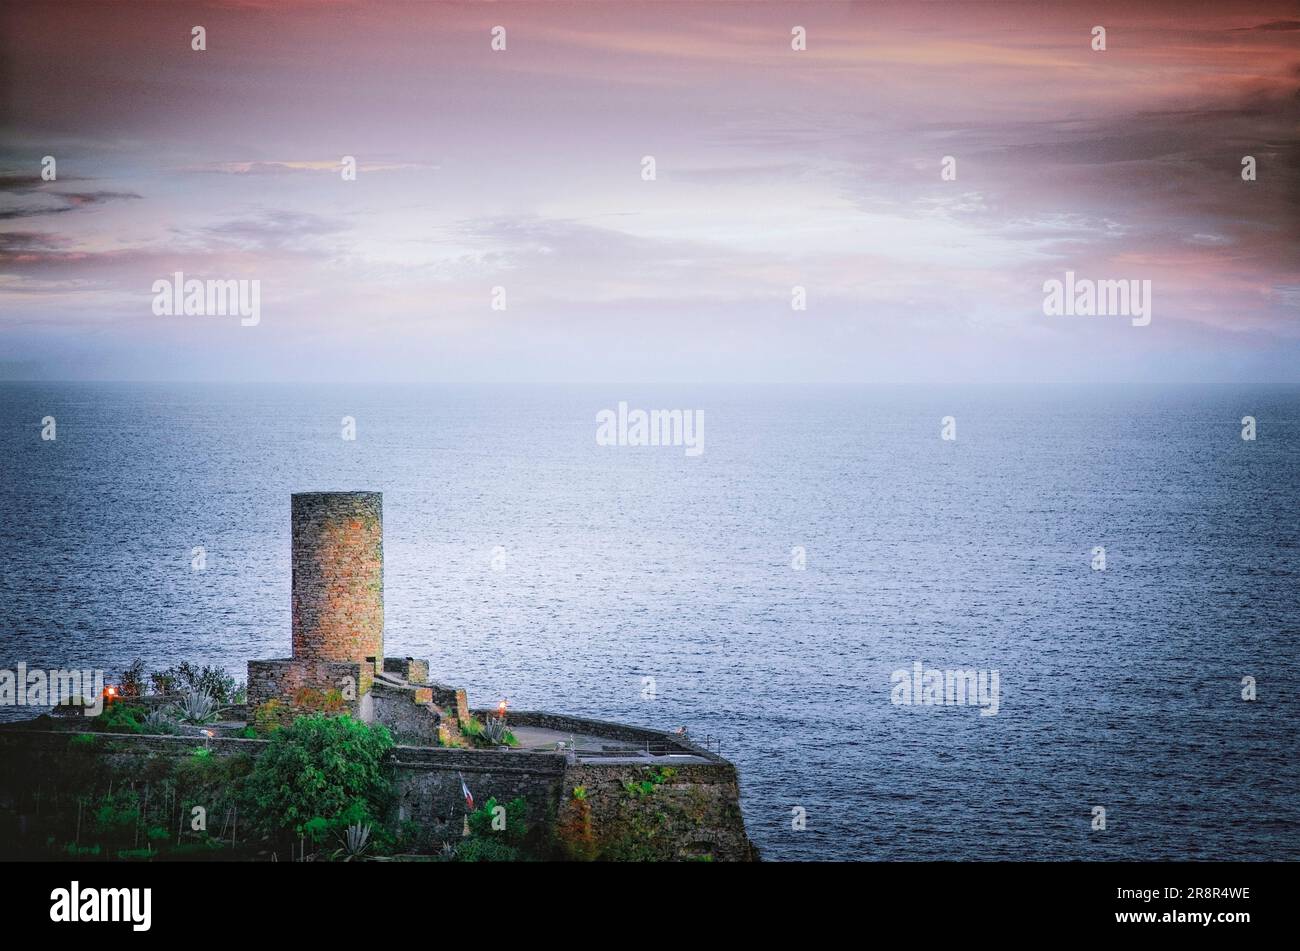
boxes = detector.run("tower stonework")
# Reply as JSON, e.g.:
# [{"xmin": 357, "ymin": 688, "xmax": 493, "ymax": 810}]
[
  {"xmin": 291, "ymin": 492, "xmax": 384, "ymax": 672},
  {"xmin": 246, "ymin": 491, "xmax": 387, "ymax": 728},
  {"xmin": 246, "ymin": 490, "xmax": 458, "ymax": 743}
]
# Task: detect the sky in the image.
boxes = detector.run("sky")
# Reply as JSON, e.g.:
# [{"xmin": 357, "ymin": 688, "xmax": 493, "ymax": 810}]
[{"xmin": 0, "ymin": 0, "xmax": 1297, "ymax": 384}]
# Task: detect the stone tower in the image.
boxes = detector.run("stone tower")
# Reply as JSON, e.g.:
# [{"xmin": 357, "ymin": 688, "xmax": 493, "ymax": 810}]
[
  {"xmin": 246, "ymin": 491, "xmax": 386, "ymax": 726},
  {"xmin": 290, "ymin": 491, "xmax": 384, "ymax": 673}
]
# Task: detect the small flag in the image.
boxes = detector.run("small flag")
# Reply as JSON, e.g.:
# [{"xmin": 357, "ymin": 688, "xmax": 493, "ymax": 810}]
[{"xmin": 459, "ymin": 772, "xmax": 474, "ymax": 811}]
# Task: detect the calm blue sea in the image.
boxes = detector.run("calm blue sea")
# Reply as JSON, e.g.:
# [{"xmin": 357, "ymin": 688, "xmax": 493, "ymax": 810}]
[{"xmin": 1, "ymin": 382, "xmax": 1297, "ymax": 861}]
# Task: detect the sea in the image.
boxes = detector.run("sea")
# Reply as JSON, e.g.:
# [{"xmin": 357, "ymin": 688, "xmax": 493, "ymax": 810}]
[{"xmin": 1, "ymin": 382, "xmax": 1297, "ymax": 861}]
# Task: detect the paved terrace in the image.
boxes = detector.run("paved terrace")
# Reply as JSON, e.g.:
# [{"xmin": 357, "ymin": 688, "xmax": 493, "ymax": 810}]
[
  {"xmin": 505, "ymin": 724, "xmax": 709, "ymax": 764},
  {"xmin": 476, "ymin": 710, "xmax": 717, "ymax": 765}
]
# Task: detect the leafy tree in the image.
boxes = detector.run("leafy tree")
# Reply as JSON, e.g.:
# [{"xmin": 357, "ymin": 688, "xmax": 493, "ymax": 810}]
[
  {"xmin": 149, "ymin": 662, "xmax": 241, "ymax": 703},
  {"xmin": 241, "ymin": 714, "xmax": 393, "ymax": 842},
  {"xmin": 118, "ymin": 659, "xmax": 148, "ymax": 700}
]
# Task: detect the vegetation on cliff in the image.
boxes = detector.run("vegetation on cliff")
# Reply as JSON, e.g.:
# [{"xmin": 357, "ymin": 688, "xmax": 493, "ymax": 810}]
[
  {"xmin": 0, "ymin": 713, "xmax": 400, "ymax": 861},
  {"xmin": 242, "ymin": 714, "xmax": 394, "ymax": 847}
]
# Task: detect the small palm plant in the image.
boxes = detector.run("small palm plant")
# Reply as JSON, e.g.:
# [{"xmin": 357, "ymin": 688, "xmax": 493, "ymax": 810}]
[
  {"xmin": 334, "ymin": 822, "xmax": 372, "ymax": 861},
  {"xmin": 174, "ymin": 688, "xmax": 220, "ymax": 725}
]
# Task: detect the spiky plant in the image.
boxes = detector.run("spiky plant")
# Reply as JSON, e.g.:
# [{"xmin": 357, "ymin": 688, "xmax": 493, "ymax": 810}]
[
  {"xmin": 334, "ymin": 822, "xmax": 372, "ymax": 861},
  {"xmin": 142, "ymin": 707, "xmax": 182, "ymax": 735},
  {"xmin": 481, "ymin": 715, "xmax": 509, "ymax": 745},
  {"xmin": 174, "ymin": 688, "xmax": 220, "ymax": 725}
]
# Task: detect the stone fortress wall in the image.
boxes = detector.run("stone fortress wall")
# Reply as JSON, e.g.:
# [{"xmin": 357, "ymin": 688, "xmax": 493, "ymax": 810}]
[{"xmin": 1, "ymin": 490, "xmax": 757, "ymax": 861}]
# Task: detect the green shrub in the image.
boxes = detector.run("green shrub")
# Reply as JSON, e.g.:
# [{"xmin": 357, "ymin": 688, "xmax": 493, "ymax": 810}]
[
  {"xmin": 622, "ymin": 766, "xmax": 677, "ymax": 798},
  {"xmin": 302, "ymin": 815, "xmax": 331, "ymax": 844},
  {"xmin": 456, "ymin": 795, "xmax": 540, "ymax": 861},
  {"xmin": 455, "ymin": 837, "xmax": 521, "ymax": 862},
  {"xmin": 241, "ymin": 714, "xmax": 393, "ymax": 842},
  {"xmin": 91, "ymin": 703, "xmax": 146, "ymax": 734},
  {"xmin": 387, "ymin": 819, "xmax": 423, "ymax": 854},
  {"xmin": 459, "ymin": 716, "xmax": 482, "ymax": 737},
  {"xmin": 466, "ymin": 796, "xmax": 528, "ymax": 843},
  {"xmin": 91, "ymin": 788, "xmax": 141, "ymax": 839}
]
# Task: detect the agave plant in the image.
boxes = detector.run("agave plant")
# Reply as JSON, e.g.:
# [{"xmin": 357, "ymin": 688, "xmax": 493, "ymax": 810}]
[
  {"xmin": 334, "ymin": 822, "xmax": 372, "ymax": 861},
  {"xmin": 480, "ymin": 715, "xmax": 509, "ymax": 745},
  {"xmin": 174, "ymin": 688, "xmax": 220, "ymax": 725},
  {"xmin": 142, "ymin": 707, "xmax": 182, "ymax": 735},
  {"xmin": 439, "ymin": 841, "xmax": 458, "ymax": 859}
]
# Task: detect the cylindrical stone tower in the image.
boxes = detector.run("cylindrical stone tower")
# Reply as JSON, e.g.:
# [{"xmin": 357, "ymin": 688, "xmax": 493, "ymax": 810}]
[{"xmin": 291, "ymin": 491, "xmax": 384, "ymax": 673}]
